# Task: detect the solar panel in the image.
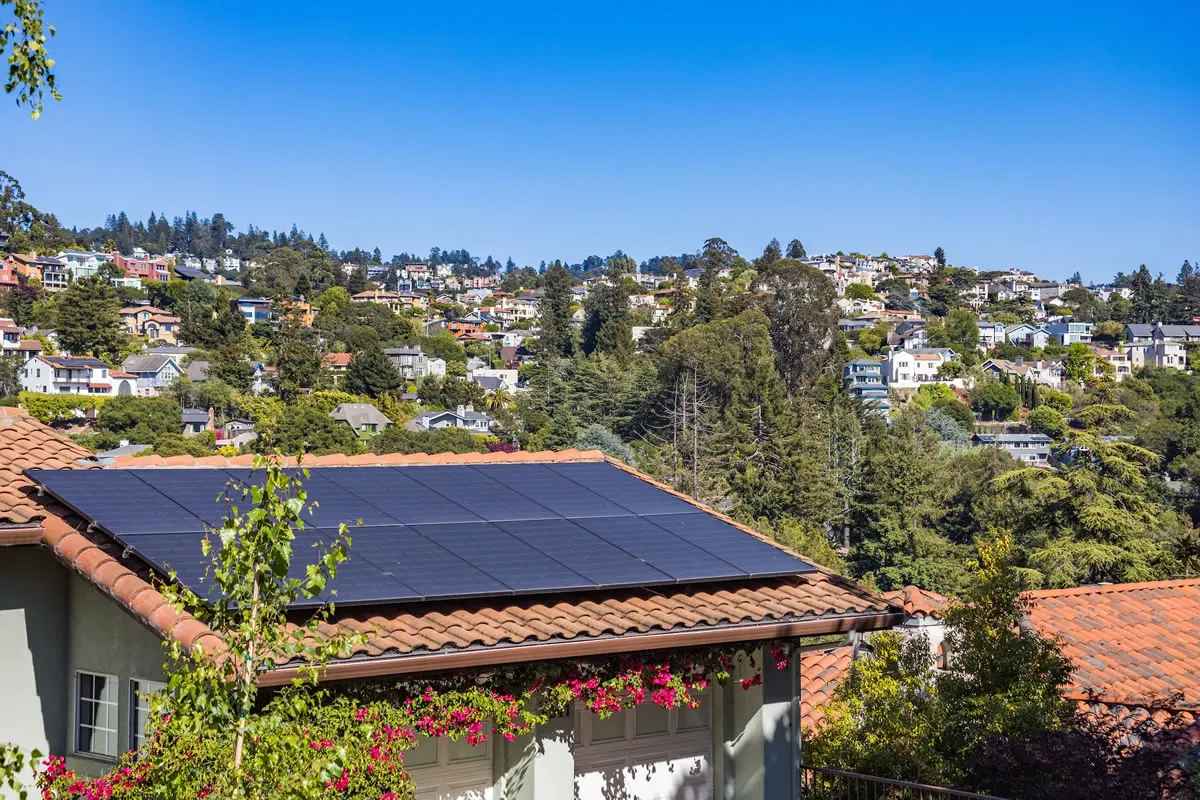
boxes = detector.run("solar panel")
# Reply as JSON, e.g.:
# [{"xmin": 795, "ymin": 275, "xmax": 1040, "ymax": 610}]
[
  {"xmin": 547, "ymin": 462, "xmax": 701, "ymax": 516},
  {"xmin": 572, "ymin": 515, "xmax": 743, "ymax": 582},
  {"xmin": 413, "ymin": 522, "xmax": 593, "ymax": 592},
  {"xmin": 405, "ymin": 467, "xmax": 558, "ymax": 522},
  {"xmin": 27, "ymin": 469, "xmax": 206, "ymax": 534},
  {"xmin": 317, "ymin": 467, "xmax": 483, "ymax": 526},
  {"xmin": 646, "ymin": 513, "xmax": 815, "ymax": 576},
  {"xmin": 338, "ymin": 525, "xmax": 509, "ymax": 599},
  {"xmin": 472, "ymin": 465, "xmax": 629, "ymax": 519},
  {"xmin": 27, "ymin": 460, "xmax": 820, "ymax": 608}
]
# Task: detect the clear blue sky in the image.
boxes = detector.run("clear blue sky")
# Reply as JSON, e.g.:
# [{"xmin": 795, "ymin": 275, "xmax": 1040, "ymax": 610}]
[{"xmin": 2, "ymin": 1, "xmax": 1197, "ymax": 281}]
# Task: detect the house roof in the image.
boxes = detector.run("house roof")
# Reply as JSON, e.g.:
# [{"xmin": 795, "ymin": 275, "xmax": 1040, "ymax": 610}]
[
  {"xmin": 181, "ymin": 408, "xmax": 209, "ymax": 424},
  {"xmin": 322, "ymin": 353, "xmax": 353, "ymax": 368},
  {"xmin": 16, "ymin": 340, "xmax": 43, "ymax": 351},
  {"xmin": 881, "ymin": 585, "xmax": 949, "ymax": 619},
  {"xmin": 44, "ymin": 355, "xmax": 109, "ymax": 369},
  {"xmin": 185, "ymin": 360, "xmax": 210, "ymax": 382},
  {"xmin": 1027, "ymin": 579, "xmax": 1200, "ymax": 710},
  {"xmin": 12, "ymin": 445, "xmax": 899, "ymax": 681},
  {"xmin": 329, "ymin": 403, "xmax": 392, "ymax": 429},
  {"xmin": 121, "ymin": 354, "xmax": 177, "ymax": 373},
  {"xmin": 800, "ymin": 645, "xmax": 854, "ymax": 731},
  {"xmin": 0, "ymin": 407, "xmax": 96, "ymax": 529}
]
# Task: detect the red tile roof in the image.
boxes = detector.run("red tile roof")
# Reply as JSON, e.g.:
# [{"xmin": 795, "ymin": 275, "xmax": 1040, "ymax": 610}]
[
  {"xmin": 322, "ymin": 353, "xmax": 353, "ymax": 368},
  {"xmin": 1027, "ymin": 579, "xmax": 1200, "ymax": 710},
  {"xmin": 2, "ymin": 429, "xmax": 900, "ymax": 680},
  {"xmin": 800, "ymin": 645, "xmax": 854, "ymax": 731},
  {"xmin": 882, "ymin": 586, "xmax": 950, "ymax": 619},
  {"xmin": 0, "ymin": 407, "xmax": 96, "ymax": 528}
]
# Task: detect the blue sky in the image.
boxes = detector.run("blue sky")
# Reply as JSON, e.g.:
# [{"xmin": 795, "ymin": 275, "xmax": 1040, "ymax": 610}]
[{"xmin": 2, "ymin": 1, "xmax": 1197, "ymax": 280}]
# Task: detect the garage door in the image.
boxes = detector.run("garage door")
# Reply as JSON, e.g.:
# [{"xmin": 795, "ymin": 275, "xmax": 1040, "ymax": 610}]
[
  {"xmin": 406, "ymin": 733, "xmax": 494, "ymax": 800},
  {"xmin": 574, "ymin": 697, "xmax": 713, "ymax": 800}
]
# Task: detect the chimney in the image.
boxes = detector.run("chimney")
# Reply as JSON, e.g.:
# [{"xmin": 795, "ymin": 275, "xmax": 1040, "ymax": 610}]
[
  {"xmin": 1015, "ymin": 356, "xmax": 1024, "ymax": 366},
  {"xmin": 465, "ymin": 404, "xmax": 475, "ymax": 414},
  {"xmin": 207, "ymin": 407, "xmax": 215, "ymax": 430},
  {"xmin": 119, "ymin": 439, "xmax": 129, "ymax": 448},
  {"xmin": 457, "ymin": 405, "xmax": 466, "ymax": 417}
]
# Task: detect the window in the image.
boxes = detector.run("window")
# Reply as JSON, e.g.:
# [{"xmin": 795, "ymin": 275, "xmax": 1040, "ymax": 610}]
[
  {"xmin": 76, "ymin": 672, "xmax": 119, "ymax": 758},
  {"xmin": 129, "ymin": 679, "xmax": 166, "ymax": 750}
]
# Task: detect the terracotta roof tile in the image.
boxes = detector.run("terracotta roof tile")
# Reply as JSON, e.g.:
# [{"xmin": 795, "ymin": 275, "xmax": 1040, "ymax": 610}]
[
  {"xmin": 800, "ymin": 645, "xmax": 854, "ymax": 731},
  {"xmin": 0, "ymin": 407, "xmax": 96, "ymax": 526},
  {"xmin": 1027, "ymin": 579, "xmax": 1200, "ymax": 710},
  {"xmin": 882, "ymin": 585, "xmax": 951, "ymax": 619}
]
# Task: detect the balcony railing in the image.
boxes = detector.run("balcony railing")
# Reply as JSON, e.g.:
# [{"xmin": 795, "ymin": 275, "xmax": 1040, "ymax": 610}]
[{"xmin": 800, "ymin": 765, "xmax": 1006, "ymax": 800}]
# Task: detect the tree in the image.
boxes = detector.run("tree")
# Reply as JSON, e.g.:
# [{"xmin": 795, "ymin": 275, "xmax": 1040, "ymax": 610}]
[
  {"xmin": 54, "ymin": 277, "xmax": 126, "ymax": 361},
  {"xmin": 575, "ymin": 424, "xmax": 634, "ymax": 463},
  {"xmin": 536, "ymin": 263, "xmax": 574, "ymax": 358},
  {"xmin": 273, "ymin": 313, "xmax": 321, "ymax": 402},
  {"xmin": 1068, "ymin": 270, "xmax": 1082, "ymax": 285},
  {"xmin": 786, "ymin": 239, "xmax": 806, "ymax": 260},
  {"xmin": 345, "ymin": 265, "xmax": 367, "ymax": 295},
  {"xmin": 95, "ymin": 395, "xmax": 181, "ymax": 442},
  {"xmin": 934, "ymin": 246, "xmax": 946, "ymax": 267},
  {"xmin": 692, "ymin": 238, "xmax": 733, "ymax": 325},
  {"xmin": 971, "ymin": 380, "xmax": 1020, "ymax": 421},
  {"xmin": 0, "ymin": 353, "xmax": 20, "ymax": 396},
  {"xmin": 926, "ymin": 310, "xmax": 979, "ymax": 363},
  {"xmin": 2, "ymin": 0, "xmax": 59, "ymax": 117},
  {"xmin": 581, "ymin": 259, "xmax": 632, "ymax": 359},
  {"xmin": 1028, "ymin": 405, "xmax": 1068, "ymax": 439},
  {"xmin": 370, "ymin": 425, "xmax": 488, "ymax": 455},
  {"xmin": 1062, "ymin": 342, "xmax": 1095, "ymax": 385},
  {"xmin": 342, "ymin": 342, "xmax": 400, "ymax": 398},
  {"xmin": 758, "ymin": 238, "xmax": 782, "ymax": 269},
  {"xmin": 258, "ymin": 406, "xmax": 357, "ymax": 455},
  {"xmin": 1130, "ymin": 264, "xmax": 1156, "ymax": 323},
  {"xmin": 758, "ymin": 259, "xmax": 838, "ymax": 394},
  {"xmin": 843, "ymin": 282, "xmax": 874, "ymax": 300}
]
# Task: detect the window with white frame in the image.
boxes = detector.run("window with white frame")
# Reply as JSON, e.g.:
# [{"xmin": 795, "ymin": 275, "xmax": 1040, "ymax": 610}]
[
  {"xmin": 129, "ymin": 679, "xmax": 167, "ymax": 750},
  {"xmin": 76, "ymin": 671, "xmax": 119, "ymax": 758}
]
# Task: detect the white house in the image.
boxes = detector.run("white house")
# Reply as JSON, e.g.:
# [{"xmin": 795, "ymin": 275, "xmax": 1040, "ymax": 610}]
[
  {"xmin": 383, "ymin": 348, "xmax": 446, "ymax": 381},
  {"xmin": 977, "ymin": 321, "xmax": 1007, "ymax": 352},
  {"xmin": 410, "ymin": 405, "xmax": 497, "ymax": 433},
  {"xmin": 119, "ymin": 354, "xmax": 182, "ymax": 397},
  {"xmin": 20, "ymin": 355, "xmax": 136, "ymax": 397},
  {"xmin": 1004, "ymin": 323, "xmax": 1050, "ymax": 349},
  {"xmin": 880, "ymin": 348, "xmax": 959, "ymax": 389},
  {"xmin": 1127, "ymin": 341, "xmax": 1187, "ymax": 371}
]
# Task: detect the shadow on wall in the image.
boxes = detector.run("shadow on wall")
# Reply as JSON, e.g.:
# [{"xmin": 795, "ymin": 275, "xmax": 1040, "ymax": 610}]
[
  {"xmin": 0, "ymin": 548, "xmax": 70, "ymax": 763},
  {"xmin": 575, "ymin": 758, "xmax": 712, "ymax": 800}
]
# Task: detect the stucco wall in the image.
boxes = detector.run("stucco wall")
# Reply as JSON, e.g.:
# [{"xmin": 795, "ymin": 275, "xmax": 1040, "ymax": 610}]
[
  {"xmin": 64, "ymin": 571, "xmax": 166, "ymax": 775},
  {"xmin": 0, "ymin": 547, "xmax": 69, "ymax": 794}
]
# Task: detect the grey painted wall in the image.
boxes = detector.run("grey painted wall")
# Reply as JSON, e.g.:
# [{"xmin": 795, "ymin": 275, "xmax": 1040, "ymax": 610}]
[{"xmin": 0, "ymin": 547, "xmax": 69, "ymax": 792}]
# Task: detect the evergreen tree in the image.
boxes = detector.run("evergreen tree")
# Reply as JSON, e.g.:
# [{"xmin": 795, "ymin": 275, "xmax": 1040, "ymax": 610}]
[
  {"xmin": 758, "ymin": 238, "xmax": 782, "ymax": 269},
  {"xmin": 342, "ymin": 342, "xmax": 401, "ymax": 398},
  {"xmin": 758, "ymin": 259, "xmax": 838, "ymax": 394},
  {"xmin": 293, "ymin": 271, "xmax": 311, "ymax": 299},
  {"xmin": 55, "ymin": 276, "xmax": 126, "ymax": 361},
  {"xmin": 1177, "ymin": 260, "xmax": 1193, "ymax": 285},
  {"xmin": 786, "ymin": 238, "xmax": 806, "ymax": 259},
  {"xmin": 317, "ymin": 232, "xmax": 330, "ymax": 252},
  {"xmin": 692, "ymin": 238, "xmax": 734, "ymax": 325},
  {"xmin": 581, "ymin": 259, "xmax": 632, "ymax": 359},
  {"xmin": 1130, "ymin": 264, "xmax": 1155, "ymax": 323},
  {"xmin": 346, "ymin": 265, "xmax": 368, "ymax": 295},
  {"xmin": 934, "ymin": 246, "xmax": 946, "ymax": 267},
  {"xmin": 1067, "ymin": 270, "xmax": 1082, "ymax": 285},
  {"xmin": 273, "ymin": 312, "xmax": 321, "ymax": 402},
  {"xmin": 536, "ymin": 263, "xmax": 574, "ymax": 358}
]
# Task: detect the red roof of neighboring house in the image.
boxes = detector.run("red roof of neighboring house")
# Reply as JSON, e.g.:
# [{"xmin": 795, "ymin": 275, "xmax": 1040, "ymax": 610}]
[
  {"xmin": 0, "ymin": 407, "xmax": 96, "ymax": 529},
  {"xmin": 800, "ymin": 645, "xmax": 854, "ymax": 731},
  {"xmin": 1027, "ymin": 579, "xmax": 1200, "ymax": 710},
  {"xmin": 881, "ymin": 586, "xmax": 950, "ymax": 619},
  {"xmin": 110, "ymin": 371, "xmax": 136, "ymax": 379},
  {"xmin": 3, "ymin": 437, "xmax": 898, "ymax": 682},
  {"xmin": 16, "ymin": 340, "xmax": 43, "ymax": 351},
  {"xmin": 87, "ymin": 383, "xmax": 111, "ymax": 390},
  {"xmin": 322, "ymin": 353, "xmax": 353, "ymax": 368}
]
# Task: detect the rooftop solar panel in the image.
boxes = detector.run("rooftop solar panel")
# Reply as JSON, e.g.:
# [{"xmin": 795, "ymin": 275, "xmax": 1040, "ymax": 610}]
[
  {"xmin": 413, "ymin": 522, "xmax": 593, "ymax": 592},
  {"xmin": 646, "ymin": 513, "xmax": 815, "ymax": 577},
  {"xmin": 547, "ymin": 462, "xmax": 701, "ymax": 516},
  {"xmin": 26, "ymin": 461, "xmax": 819, "ymax": 607},
  {"xmin": 572, "ymin": 515, "xmax": 743, "ymax": 582}
]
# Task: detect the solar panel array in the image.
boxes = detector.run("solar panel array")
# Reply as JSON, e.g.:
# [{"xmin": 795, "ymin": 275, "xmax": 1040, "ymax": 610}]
[{"xmin": 27, "ymin": 462, "xmax": 815, "ymax": 607}]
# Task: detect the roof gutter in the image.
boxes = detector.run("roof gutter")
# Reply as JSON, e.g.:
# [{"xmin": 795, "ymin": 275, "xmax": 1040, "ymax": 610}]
[
  {"xmin": 0, "ymin": 524, "xmax": 45, "ymax": 547},
  {"xmin": 258, "ymin": 610, "xmax": 903, "ymax": 687}
]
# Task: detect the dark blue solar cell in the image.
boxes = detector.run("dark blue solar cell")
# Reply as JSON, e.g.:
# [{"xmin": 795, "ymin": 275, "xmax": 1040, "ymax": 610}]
[
  {"xmin": 413, "ymin": 522, "xmax": 591, "ymax": 592},
  {"xmin": 339, "ymin": 525, "xmax": 508, "ymax": 599},
  {"xmin": 647, "ymin": 513, "xmax": 814, "ymax": 576},
  {"xmin": 316, "ymin": 467, "xmax": 484, "ymax": 525},
  {"xmin": 290, "ymin": 473, "xmax": 398, "ymax": 529},
  {"xmin": 547, "ymin": 462, "xmax": 701, "ymax": 516},
  {"xmin": 117, "ymin": 531, "xmax": 214, "ymax": 595},
  {"xmin": 572, "ymin": 515, "xmax": 743, "ymax": 582},
  {"xmin": 471, "ymin": 465, "xmax": 629, "ymax": 519},
  {"xmin": 287, "ymin": 532, "xmax": 420, "ymax": 606},
  {"xmin": 495, "ymin": 518, "xmax": 672, "ymax": 587},
  {"xmin": 27, "ymin": 469, "xmax": 206, "ymax": 534},
  {"xmin": 129, "ymin": 469, "xmax": 240, "ymax": 528},
  {"xmin": 404, "ymin": 467, "xmax": 558, "ymax": 522}
]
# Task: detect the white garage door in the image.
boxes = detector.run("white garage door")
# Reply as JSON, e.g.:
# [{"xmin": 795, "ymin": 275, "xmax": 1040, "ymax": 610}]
[
  {"xmin": 406, "ymin": 734, "xmax": 494, "ymax": 800},
  {"xmin": 574, "ymin": 698, "xmax": 713, "ymax": 800}
]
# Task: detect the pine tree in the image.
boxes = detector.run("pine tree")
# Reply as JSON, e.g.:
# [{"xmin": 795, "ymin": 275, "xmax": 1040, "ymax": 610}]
[
  {"xmin": 55, "ymin": 277, "xmax": 126, "ymax": 361},
  {"xmin": 759, "ymin": 238, "xmax": 782, "ymax": 270},
  {"xmin": 1177, "ymin": 260, "xmax": 1193, "ymax": 285},
  {"xmin": 536, "ymin": 263, "xmax": 574, "ymax": 358},
  {"xmin": 343, "ymin": 342, "xmax": 401, "ymax": 398},
  {"xmin": 786, "ymin": 239, "xmax": 806, "ymax": 259},
  {"xmin": 934, "ymin": 246, "xmax": 946, "ymax": 267},
  {"xmin": 346, "ymin": 266, "xmax": 367, "ymax": 295}
]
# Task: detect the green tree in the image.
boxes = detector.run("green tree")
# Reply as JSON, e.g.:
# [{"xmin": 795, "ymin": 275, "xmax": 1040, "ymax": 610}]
[
  {"xmin": 926, "ymin": 310, "xmax": 979, "ymax": 364},
  {"xmin": 2, "ymin": 0, "xmax": 59, "ymax": 117},
  {"xmin": 1062, "ymin": 342, "xmax": 1094, "ymax": 385},
  {"xmin": 933, "ymin": 246, "xmax": 946, "ymax": 267},
  {"xmin": 273, "ymin": 313, "xmax": 321, "ymax": 402},
  {"xmin": 970, "ymin": 380, "xmax": 1020, "ymax": 421},
  {"xmin": 757, "ymin": 238, "xmax": 782, "ymax": 269},
  {"xmin": 1129, "ymin": 264, "xmax": 1156, "ymax": 324},
  {"xmin": 692, "ymin": 237, "xmax": 734, "ymax": 324},
  {"xmin": 575, "ymin": 423, "xmax": 634, "ymax": 463},
  {"xmin": 785, "ymin": 238, "xmax": 806, "ymax": 259},
  {"xmin": 1027, "ymin": 405, "xmax": 1068, "ymax": 439},
  {"xmin": 0, "ymin": 353, "xmax": 20, "ymax": 396},
  {"xmin": 342, "ymin": 341, "xmax": 400, "ymax": 398},
  {"xmin": 370, "ymin": 425, "xmax": 488, "ymax": 455},
  {"xmin": 581, "ymin": 259, "xmax": 632, "ymax": 358},
  {"xmin": 536, "ymin": 262, "xmax": 574, "ymax": 358},
  {"xmin": 95, "ymin": 395, "xmax": 182, "ymax": 442},
  {"xmin": 843, "ymin": 282, "xmax": 874, "ymax": 300},
  {"xmin": 258, "ymin": 406, "xmax": 358, "ymax": 455},
  {"xmin": 54, "ymin": 276, "xmax": 126, "ymax": 361},
  {"xmin": 758, "ymin": 259, "xmax": 838, "ymax": 394}
]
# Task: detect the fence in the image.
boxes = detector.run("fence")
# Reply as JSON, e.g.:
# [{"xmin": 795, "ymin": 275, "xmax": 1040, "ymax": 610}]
[{"xmin": 800, "ymin": 765, "xmax": 1007, "ymax": 800}]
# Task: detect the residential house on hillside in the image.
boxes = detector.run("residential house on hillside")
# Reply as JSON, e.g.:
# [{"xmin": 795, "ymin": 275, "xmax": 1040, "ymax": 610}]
[
  {"xmin": 971, "ymin": 433, "xmax": 1052, "ymax": 466},
  {"xmin": 329, "ymin": 402, "xmax": 392, "ymax": 439},
  {"xmin": 321, "ymin": 352, "xmax": 353, "ymax": 385},
  {"xmin": 976, "ymin": 320, "xmax": 1007, "ymax": 351},
  {"xmin": 1047, "ymin": 321, "xmax": 1093, "ymax": 346},
  {"xmin": 0, "ymin": 257, "xmax": 18, "ymax": 290},
  {"xmin": 181, "ymin": 408, "xmax": 212, "ymax": 437},
  {"xmin": 410, "ymin": 404, "xmax": 496, "ymax": 433},
  {"xmin": 1, "ymin": 424, "xmax": 901, "ymax": 798},
  {"xmin": 118, "ymin": 307, "xmax": 181, "ymax": 345},
  {"xmin": 838, "ymin": 318, "xmax": 875, "ymax": 334},
  {"xmin": 110, "ymin": 251, "xmax": 170, "ymax": 283},
  {"xmin": 234, "ymin": 297, "xmax": 271, "ymax": 324},
  {"xmin": 1004, "ymin": 323, "xmax": 1050, "ymax": 349},
  {"xmin": 1127, "ymin": 341, "xmax": 1187, "ymax": 370},
  {"xmin": 980, "ymin": 357, "xmax": 1064, "ymax": 388},
  {"xmin": 890, "ymin": 321, "xmax": 929, "ymax": 350},
  {"xmin": 1089, "ymin": 346, "xmax": 1132, "ymax": 381},
  {"xmin": 351, "ymin": 290, "xmax": 406, "ymax": 314},
  {"xmin": 4, "ymin": 254, "xmax": 67, "ymax": 290},
  {"xmin": 843, "ymin": 359, "xmax": 889, "ymax": 421},
  {"xmin": 880, "ymin": 348, "xmax": 959, "ymax": 390},
  {"xmin": 21, "ymin": 355, "xmax": 136, "ymax": 397},
  {"xmin": 56, "ymin": 250, "xmax": 109, "ymax": 279},
  {"xmin": 1126, "ymin": 322, "xmax": 1200, "ymax": 345},
  {"xmin": 119, "ymin": 354, "xmax": 182, "ymax": 397},
  {"xmin": 383, "ymin": 347, "xmax": 446, "ymax": 381}
]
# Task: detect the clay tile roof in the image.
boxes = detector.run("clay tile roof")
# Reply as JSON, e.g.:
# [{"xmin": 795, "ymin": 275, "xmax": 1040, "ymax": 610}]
[
  {"xmin": 322, "ymin": 353, "xmax": 353, "ymax": 368},
  {"xmin": 1027, "ymin": 579, "xmax": 1200, "ymax": 710},
  {"xmin": 882, "ymin": 585, "xmax": 951, "ymax": 619},
  {"xmin": 800, "ymin": 644, "xmax": 854, "ymax": 731},
  {"xmin": 0, "ymin": 407, "xmax": 96, "ymax": 528}
]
